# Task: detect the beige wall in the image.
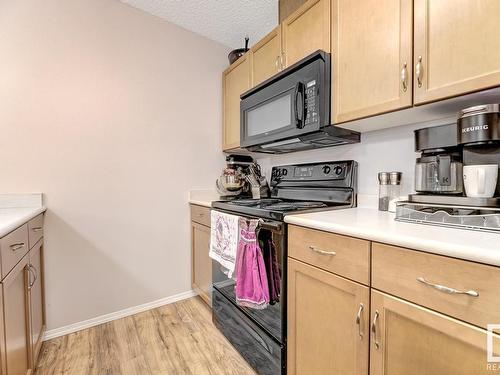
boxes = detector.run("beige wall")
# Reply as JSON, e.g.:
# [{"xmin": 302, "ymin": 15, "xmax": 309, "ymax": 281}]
[{"xmin": 0, "ymin": 0, "xmax": 228, "ymax": 330}]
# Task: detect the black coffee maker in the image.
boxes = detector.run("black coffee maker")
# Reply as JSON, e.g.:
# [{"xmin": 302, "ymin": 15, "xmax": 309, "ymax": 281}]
[
  {"xmin": 396, "ymin": 104, "xmax": 500, "ymax": 233},
  {"xmin": 459, "ymin": 104, "xmax": 500, "ymax": 197}
]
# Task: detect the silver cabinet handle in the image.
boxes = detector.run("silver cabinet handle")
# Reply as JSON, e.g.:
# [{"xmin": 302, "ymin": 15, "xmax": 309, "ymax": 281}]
[
  {"xmin": 27, "ymin": 265, "xmax": 36, "ymax": 289},
  {"xmin": 308, "ymin": 245, "xmax": 336, "ymax": 256},
  {"xmin": 401, "ymin": 62, "xmax": 408, "ymax": 92},
  {"xmin": 371, "ymin": 310, "xmax": 380, "ymax": 350},
  {"xmin": 417, "ymin": 277, "xmax": 479, "ymax": 297},
  {"xmin": 275, "ymin": 56, "xmax": 280, "ymax": 72},
  {"xmin": 10, "ymin": 242, "xmax": 25, "ymax": 252},
  {"xmin": 416, "ymin": 56, "xmax": 423, "ymax": 88},
  {"xmin": 32, "ymin": 227, "xmax": 43, "ymax": 232},
  {"xmin": 356, "ymin": 303, "xmax": 364, "ymax": 339},
  {"xmin": 281, "ymin": 52, "xmax": 286, "ymax": 69}
]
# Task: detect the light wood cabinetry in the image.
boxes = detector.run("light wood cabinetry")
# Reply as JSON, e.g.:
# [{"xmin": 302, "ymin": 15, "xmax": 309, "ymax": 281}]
[
  {"xmin": 288, "ymin": 225, "xmax": 370, "ymax": 285},
  {"xmin": 414, "ymin": 0, "xmax": 500, "ymax": 104},
  {"xmin": 190, "ymin": 205, "xmax": 212, "ymax": 306},
  {"xmin": 288, "ymin": 225, "xmax": 500, "ymax": 373},
  {"xmin": 370, "ymin": 290, "xmax": 500, "ymax": 375},
  {"xmin": 288, "ymin": 258, "xmax": 369, "ymax": 375},
  {"xmin": 27, "ymin": 239, "xmax": 45, "ymax": 369},
  {"xmin": 250, "ymin": 26, "xmax": 282, "ymax": 87},
  {"xmin": 2, "ymin": 255, "xmax": 30, "ymax": 375},
  {"xmin": 282, "ymin": 0, "xmax": 330, "ymax": 68},
  {"xmin": 279, "ymin": 0, "xmax": 307, "ymax": 23},
  {"xmin": 372, "ymin": 242, "xmax": 500, "ymax": 330},
  {"xmin": 331, "ymin": 0, "xmax": 413, "ymax": 123},
  {"xmin": 0, "ymin": 213, "xmax": 45, "ymax": 375},
  {"xmin": 222, "ymin": 53, "xmax": 251, "ymax": 151}
]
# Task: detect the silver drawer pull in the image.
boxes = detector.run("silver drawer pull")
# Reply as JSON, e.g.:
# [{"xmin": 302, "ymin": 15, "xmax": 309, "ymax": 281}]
[
  {"xmin": 32, "ymin": 227, "xmax": 43, "ymax": 232},
  {"xmin": 10, "ymin": 243, "xmax": 25, "ymax": 251},
  {"xmin": 417, "ymin": 277, "xmax": 479, "ymax": 297},
  {"xmin": 308, "ymin": 245, "xmax": 336, "ymax": 256}
]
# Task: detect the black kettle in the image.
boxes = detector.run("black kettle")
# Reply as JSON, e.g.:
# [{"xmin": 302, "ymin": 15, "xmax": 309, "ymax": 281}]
[{"xmin": 228, "ymin": 37, "xmax": 249, "ymax": 65}]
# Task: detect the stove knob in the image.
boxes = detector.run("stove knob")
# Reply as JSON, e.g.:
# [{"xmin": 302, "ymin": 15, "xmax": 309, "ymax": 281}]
[
  {"xmin": 282, "ymin": 169, "xmax": 288, "ymax": 176},
  {"xmin": 322, "ymin": 165, "xmax": 331, "ymax": 174},
  {"xmin": 334, "ymin": 166, "xmax": 343, "ymax": 176}
]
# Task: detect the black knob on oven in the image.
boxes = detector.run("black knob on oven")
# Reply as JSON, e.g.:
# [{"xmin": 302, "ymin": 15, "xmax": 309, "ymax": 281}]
[
  {"xmin": 322, "ymin": 165, "xmax": 331, "ymax": 174},
  {"xmin": 282, "ymin": 169, "xmax": 288, "ymax": 176},
  {"xmin": 334, "ymin": 166, "xmax": 343, "ymax": 176}
]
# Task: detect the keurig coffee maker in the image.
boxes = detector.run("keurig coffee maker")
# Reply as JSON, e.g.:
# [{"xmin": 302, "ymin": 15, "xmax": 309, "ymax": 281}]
[{"xmin": 396, "ymin": 104, "xmax": 500, "ymax": 233}]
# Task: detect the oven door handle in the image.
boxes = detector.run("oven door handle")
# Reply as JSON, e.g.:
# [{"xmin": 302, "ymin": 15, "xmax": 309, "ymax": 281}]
[
  {"xmin": 257, "ymin": 219, "xmax": 283, "ymax": 234},
  {"xmin": 294, "ymin": 82, "xmax": 306, "ymax": 129}
]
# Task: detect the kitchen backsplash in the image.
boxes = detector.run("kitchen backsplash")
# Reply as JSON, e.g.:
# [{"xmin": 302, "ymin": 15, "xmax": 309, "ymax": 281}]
[{"xmin": 255, "ymin": 123, "xmax": 439, "ymax": 196}]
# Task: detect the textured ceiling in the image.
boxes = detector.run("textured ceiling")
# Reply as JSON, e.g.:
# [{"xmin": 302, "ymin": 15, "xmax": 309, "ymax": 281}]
[{"xmin": 120, "ymin": 0, "xmax": 279, "ymax": 49}]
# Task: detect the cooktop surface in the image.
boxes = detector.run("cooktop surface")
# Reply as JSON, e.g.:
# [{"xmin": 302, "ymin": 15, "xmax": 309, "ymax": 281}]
[{"xmin": 213, "ymin": 198, "xmax": 348, "ymax": 221}]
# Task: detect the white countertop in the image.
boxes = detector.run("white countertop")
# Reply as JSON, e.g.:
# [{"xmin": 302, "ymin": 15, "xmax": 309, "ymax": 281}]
[
  {"xmin": 188, "ymin": 190, "xmax": 218, "ymax": 208},
  {"xmin": 0, "ymin": 194, "xmax": 46, "ymax": 237},
  {"xmin": 285, "ymin": 207, "xmax": 500, "ymax": 267}
]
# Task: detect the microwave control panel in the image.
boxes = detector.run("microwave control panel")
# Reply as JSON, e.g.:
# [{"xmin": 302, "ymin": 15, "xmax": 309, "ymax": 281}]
[{"xmin": 304, "ymin": 80, "xmax": 318, "ymax": 126}]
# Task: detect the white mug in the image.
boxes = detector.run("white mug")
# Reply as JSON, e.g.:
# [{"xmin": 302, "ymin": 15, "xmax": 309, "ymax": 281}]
[{"xmin": 463, "ymin": 164, "xmax": 498, "ymax": 198}]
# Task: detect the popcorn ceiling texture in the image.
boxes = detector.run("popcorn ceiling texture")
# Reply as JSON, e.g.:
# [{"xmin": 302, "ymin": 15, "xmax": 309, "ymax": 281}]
[{"xmin": 120, "ymin": 0, "xmax": 278, "ymax": 48}]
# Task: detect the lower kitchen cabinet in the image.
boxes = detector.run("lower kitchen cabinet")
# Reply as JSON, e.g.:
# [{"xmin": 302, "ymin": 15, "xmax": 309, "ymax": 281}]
[
  {"xmin": 370, "ymin": 290, "xmax": 500, "ymax": 375},
  {"xmin": 191, "ymin": 205, "xmax": 212, "ymax": 307},
  {"xmin": 287, "ymin": 257, "xmax": 369, "ymax": 375},
  {"xmin": 27, "ymin": 239, "xmax": 45, "ymax": 368},
  {"xmin": 0, "ymin": 213, "xmax": 45, "ymax": 375},
  {"xmin": 3, "ymin": 255, "xmax": 30, "ymax": 375}
]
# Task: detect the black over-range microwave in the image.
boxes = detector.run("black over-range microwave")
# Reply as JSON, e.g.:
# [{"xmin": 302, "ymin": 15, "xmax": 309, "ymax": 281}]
[{"xmin": 240, "ymin": 50, "xmax": 360, "ymax": 153}]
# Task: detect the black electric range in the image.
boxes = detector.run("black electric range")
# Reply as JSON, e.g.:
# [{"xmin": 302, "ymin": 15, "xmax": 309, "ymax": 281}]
[{"xmin": 211, "ymin": 160, "xmax": 358, "ymax": 375}]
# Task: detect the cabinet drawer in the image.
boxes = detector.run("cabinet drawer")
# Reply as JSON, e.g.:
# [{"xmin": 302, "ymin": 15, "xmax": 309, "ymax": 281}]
[
  {"xmin": 288, "ymin": 225, "xmax": 370, "ymax": 285},
  {"xmin": 190, "ymin": 205, "xmax": 211, "ymax": 227},
  {"xmin": 0, "ymin": 224, "xmax": 29, "ymax": 280},
  {"xmin": 28, "ymin": 214, "xmax": 44, "ymax": 249},
  {"xmin": 372, "ymin": 242, "xmax": 500, "ymax": 330}
]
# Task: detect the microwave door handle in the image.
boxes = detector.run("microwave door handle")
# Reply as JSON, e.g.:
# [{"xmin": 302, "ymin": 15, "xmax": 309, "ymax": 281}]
[{"xmin": 294, "ymin": 82, "xmax": 306, "ymax": 129}]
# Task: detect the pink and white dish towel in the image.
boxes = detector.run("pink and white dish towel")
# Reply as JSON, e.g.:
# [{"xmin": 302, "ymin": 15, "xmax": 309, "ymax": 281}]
[
  {"xmin": 235, "ymin": 219, "xmax": 270, "ymax": 310},
  {"xmin": 209, "ymin": 210, "xmax": 240, "ymax": 278}
]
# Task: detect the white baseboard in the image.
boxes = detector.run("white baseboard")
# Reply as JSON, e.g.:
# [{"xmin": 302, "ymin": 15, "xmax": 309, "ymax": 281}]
[{"xmin": 43, "ymin": 289, "xmax": 197, "ymax": 341}]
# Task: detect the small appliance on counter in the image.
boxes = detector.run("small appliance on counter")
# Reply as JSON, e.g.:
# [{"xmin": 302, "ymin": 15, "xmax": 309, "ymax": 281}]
[
  {"xmin": 396, "ymin": 104, "xmax": 500, "ymax": 232},
  {"xmin": 215, "ymin": 154, "xmax": 269, "ymax": 199}
]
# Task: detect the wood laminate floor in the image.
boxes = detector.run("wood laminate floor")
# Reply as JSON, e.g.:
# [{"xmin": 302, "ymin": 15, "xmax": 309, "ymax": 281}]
[{"xmin": 35, "ymin": 297, "xmax": 257, "ymax": 375}]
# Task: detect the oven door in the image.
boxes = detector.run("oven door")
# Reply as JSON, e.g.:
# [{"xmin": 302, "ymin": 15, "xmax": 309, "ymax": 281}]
[
  {"xmin": 212, "ymin": 217, "xmax": 286, "ymax": 344},
  {"xmin": 240, "ymin": 51, "xmax": 329, "ymax": 149}
]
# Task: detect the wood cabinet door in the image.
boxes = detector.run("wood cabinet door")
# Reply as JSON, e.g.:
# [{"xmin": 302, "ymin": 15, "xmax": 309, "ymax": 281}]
[
  {"xmin": 281, "ymin": 0, "xmax": 330, "ymax": 68},
  {"xmin": 250, "ymin": 26, "xmax": 282, "ymax": 87},
  {"xmin": 288, "ymin": 258, "xmax": 369, "ymax": 375},
  {"xmin": 332, "ymin": 0, "xmax": 413, "ymax": 123},
  {"xmin": 192, "ymin": 222, "xmax": 212, "ymax": 306},
  {"xmin": 414, "ymin": 0, "xmax": 500, "ymax": 104},
  {"xmin": 28, "ymin": 240, "xmax": 45, "ymax": 368},
  {"xmin": 370, "ymin": 290, "xmax": 500, "ymax": 375},
  {"xmin": 2, "ymin": 255, "xmax": 30, "ymax": 375},
  {"xmin": 222, "ymin": 54, "xmax": 251, "ymax": 151}
]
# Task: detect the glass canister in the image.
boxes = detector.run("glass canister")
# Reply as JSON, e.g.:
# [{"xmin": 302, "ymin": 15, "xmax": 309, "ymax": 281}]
[{"xmin": 378, "ymin": 172, "xmax": 402, "ymax": 211}]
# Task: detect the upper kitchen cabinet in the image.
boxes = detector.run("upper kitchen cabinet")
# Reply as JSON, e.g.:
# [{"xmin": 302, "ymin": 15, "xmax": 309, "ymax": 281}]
[
  {"xmin": 281, "ymin": 0, "xmax": 330, "ymax": 68},
  {"xmin": 332, "ymin": 0, "xmax": 413, "ymax": 123},
  {"xmin": 222, "ymin": 53, "xmax": 251, "ymax": 151},
  {"xmin": 250, "ymin": 26, "xmax": 282, "ymax": 86},
  {"xmin": 414, "ymin": 0, "xmax": 500, "ymax": 104}
]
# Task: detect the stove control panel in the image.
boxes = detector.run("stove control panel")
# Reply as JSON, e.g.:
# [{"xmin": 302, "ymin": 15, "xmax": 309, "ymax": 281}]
[{"xmin": 271, "ymin": 161, "xmax": 353, "ymax": 183}]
